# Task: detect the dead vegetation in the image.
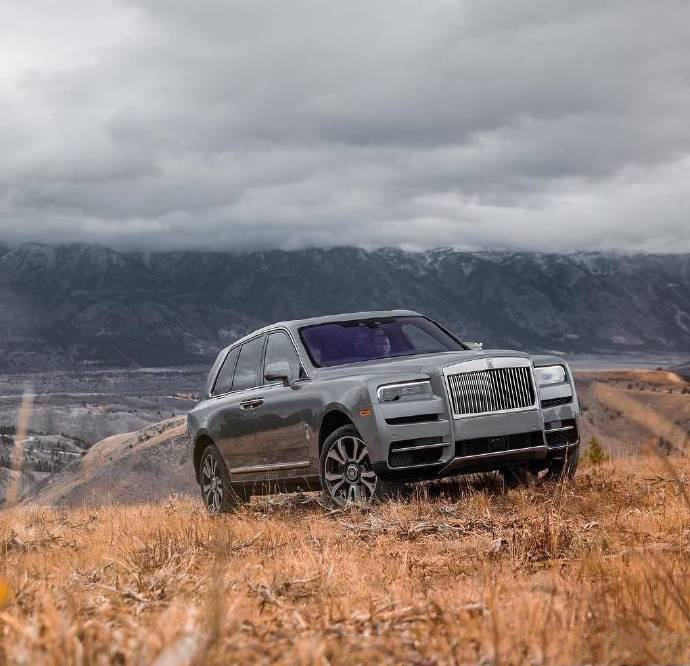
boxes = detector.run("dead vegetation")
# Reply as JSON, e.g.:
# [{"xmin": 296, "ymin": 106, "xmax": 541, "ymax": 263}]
[{"xmin": 1, "ymin": 455, "xmax": 690, "ymax": 665}]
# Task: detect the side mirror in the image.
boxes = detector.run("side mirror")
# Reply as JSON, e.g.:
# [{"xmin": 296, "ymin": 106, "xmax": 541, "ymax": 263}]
[
  {"xmin": 467, "ymin": 341, "xmax": 483, "ymax": 352},
  {"xmin": 265, "ymin": 361, "xmax": 295, "ymax": 388}
]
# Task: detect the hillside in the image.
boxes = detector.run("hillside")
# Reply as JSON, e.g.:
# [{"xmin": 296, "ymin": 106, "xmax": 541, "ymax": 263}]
[
  {"xmin": 0, "ymin": 243, "xmax": 688, "ymax": 372},
  {"xmin": 577, "ymin": 369, "xmax": 690, "ymax": 455},
  {"xmin": 2, "ymin": 456, "xmax": 690, "ymax": 664},
  {"xmin": 28, "ymin": 417, "xmax": 195, "ymax": 506}
]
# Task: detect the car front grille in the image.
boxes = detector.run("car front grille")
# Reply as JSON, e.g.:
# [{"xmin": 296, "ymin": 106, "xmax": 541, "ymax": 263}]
[{"xmin": 446, "ymin": 366, "xmax": 536, "ymax": 416}]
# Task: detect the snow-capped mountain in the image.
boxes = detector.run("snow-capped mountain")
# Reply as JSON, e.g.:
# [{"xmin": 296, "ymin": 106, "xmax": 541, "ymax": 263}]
[{"xmin": 0, "ymin": 243, "xmax": 688, "ymax": 371}]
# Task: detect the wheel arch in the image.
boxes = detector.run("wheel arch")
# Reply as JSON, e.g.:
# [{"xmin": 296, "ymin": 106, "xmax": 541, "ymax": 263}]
[
  {"xmin": 318, "ymin": 408, "xmax": 355, "ymax": 453},
  {"xmin": 192, "ymin": 432, "xmax": 216, "ymax": 482}
]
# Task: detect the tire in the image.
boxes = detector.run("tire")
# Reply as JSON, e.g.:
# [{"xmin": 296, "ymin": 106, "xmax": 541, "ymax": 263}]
[
  {"xmin": 502, "ymin": 446, "xmax": 580, "ymax": 489},
  {"xmin": 319, "ymin": 424, "xmax": 402, "ymax": 507},
  {"xmin": 544, "ymin": 445, "xmax": 580, "ymax": 481},
  {"xmin": 198, "ymin": 443, "xmax": 249, "ymax": 513},
  {"xmin": 501, "ymin": 465, "xmax": 537, "ymax": 490}
]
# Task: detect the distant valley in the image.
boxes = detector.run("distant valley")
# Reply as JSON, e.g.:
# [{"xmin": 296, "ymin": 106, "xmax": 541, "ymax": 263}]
[{"xmin": 0, "ymin": 367, "xmax": 201, "ymax": 502}]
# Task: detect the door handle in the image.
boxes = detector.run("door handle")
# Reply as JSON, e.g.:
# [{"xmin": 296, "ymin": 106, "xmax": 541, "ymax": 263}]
[{"xmin": 240, "ymin": 398, "xmax": 264, "ymax": 410}]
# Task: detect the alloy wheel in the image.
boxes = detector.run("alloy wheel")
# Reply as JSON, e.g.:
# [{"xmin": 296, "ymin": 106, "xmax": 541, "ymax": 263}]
[
  {"xmin": 201, "ymin": 453, "xmax": 223, "ymax": 512},
  {"xmin": 324, "ymin": 435, "xmax": 378, "ymax": 506}
]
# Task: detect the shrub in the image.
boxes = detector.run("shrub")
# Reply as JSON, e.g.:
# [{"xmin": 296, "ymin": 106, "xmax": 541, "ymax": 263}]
[{"xmin": 585, "ymin": 436, "xmax": 608, "ymax": 465}]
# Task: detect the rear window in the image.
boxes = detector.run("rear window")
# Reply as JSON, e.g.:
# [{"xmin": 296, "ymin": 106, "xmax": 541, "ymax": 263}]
[{"xmin": 212, "ymin": 346, "xmax": 240, "ymax": 395}]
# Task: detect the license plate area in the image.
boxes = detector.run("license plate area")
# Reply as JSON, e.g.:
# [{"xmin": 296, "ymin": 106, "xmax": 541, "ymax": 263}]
[{"xmin": 456, "ymin": 431, "xmax": 543, "ymax": 457}]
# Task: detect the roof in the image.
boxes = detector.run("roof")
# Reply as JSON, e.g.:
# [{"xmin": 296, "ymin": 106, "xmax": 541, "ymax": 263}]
[{"xmin": 281, "ymin": 309, "xmax": 422, "ymax": 329}]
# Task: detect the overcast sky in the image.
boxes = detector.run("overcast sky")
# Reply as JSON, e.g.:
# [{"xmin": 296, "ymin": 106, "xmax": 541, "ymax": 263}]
[{"xmin": 1, "ymin": 1, "xmax": 689, "ymax": 253}]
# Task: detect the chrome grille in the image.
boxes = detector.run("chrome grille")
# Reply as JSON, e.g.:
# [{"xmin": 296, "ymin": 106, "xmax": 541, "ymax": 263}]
[{"xmin": 446, "ymin": 366, "xmax": 536, "ymax": 416}]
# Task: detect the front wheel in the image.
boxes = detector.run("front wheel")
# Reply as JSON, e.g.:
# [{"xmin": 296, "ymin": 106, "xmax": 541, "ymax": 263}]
[
  {"xmin": 502, "ymin": 446, "xmax": 580, "ymax": 489},
  {"xmin": 544, "ymin": 445, "xmax": 579, "ymax": 481},
  {"xmin": 501, "ymin": 465, "xmax": 537, "ymax": 489},
  {"xmin": 320, "ymin": 425, "xmax": 400, "ymax": 507}
]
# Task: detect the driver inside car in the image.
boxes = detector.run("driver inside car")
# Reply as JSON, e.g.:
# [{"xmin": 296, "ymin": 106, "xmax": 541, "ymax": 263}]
[{"xmin": 372, "ymin": 331, "xmax": 392, "ymax": 358}]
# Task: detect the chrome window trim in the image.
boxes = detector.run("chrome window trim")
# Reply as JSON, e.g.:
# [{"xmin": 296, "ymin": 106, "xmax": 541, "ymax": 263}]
[
  {"xmin": 209, "ymin": 327, "xmax": 311, "ymax": 400},
  {"xmin": 209, "ymin": 333, "xmax": 266, "ymax": 399},
  {"xmin": 209, "ymin": 345, "xmax": 241, "ymax": 398}
]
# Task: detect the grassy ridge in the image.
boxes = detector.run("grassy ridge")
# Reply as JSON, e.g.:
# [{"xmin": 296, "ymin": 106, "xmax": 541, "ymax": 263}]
[{"xmin": 1, "ymin": 455, "xmax": 690, "ymax": 664}]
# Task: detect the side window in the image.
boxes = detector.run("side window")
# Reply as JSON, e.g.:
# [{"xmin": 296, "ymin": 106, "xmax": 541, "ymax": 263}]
[
  {"xmin": 211, "ymin": 347, "xmax": 239, "ymax": 396},
  {"xmin": 264, "ymin": 331, "xmax": 301, "ymax": 381},
  {"xmin": 232, "ymin": 336, "xmax": 265, "ymax": 391}
]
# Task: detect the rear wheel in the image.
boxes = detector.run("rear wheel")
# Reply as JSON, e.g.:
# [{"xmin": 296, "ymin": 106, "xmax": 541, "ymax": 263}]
[
  {"xmin": 320, "ymin": 425, "xmax": 401, "ymax": 507},
  {"xmin": 199, "ymin": 444, "xmax": 249, "ymax": 513}
]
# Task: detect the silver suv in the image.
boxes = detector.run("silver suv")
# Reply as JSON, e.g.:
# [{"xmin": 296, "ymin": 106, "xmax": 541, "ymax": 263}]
[{"xmin": 188, "ymin": 310, "xmax": 579, "ymax": 511}]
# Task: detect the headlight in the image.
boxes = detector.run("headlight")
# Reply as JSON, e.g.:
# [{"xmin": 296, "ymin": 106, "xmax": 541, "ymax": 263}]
[
  {"xmin": 533, "ymin": 365, "xmax": 567, "ymax": 386},
  {"xmin": 377, "ymin": 380, "xmax": 433, "ymax": 403}
]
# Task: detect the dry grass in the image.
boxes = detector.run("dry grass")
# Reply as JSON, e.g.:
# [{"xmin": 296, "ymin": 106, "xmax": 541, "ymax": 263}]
[{"xmin": 1, "ymin": 456, "xmax": 690, "ymax": 665}]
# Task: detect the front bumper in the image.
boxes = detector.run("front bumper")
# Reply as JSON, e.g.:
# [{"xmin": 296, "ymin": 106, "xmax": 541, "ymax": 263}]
[{"xmin": 365, "ymin": 398, "xmax": 580, "ymax": 482}]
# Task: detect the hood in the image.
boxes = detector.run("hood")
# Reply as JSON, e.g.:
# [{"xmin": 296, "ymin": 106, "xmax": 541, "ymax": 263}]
[{"xmin": 314, "ymin": 349, "xmax": 531, "ymax": 380}]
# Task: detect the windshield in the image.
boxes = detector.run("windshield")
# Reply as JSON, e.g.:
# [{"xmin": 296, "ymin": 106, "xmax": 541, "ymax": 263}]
[{"xmin": 299, "ymin": 316, "xmax": 465, "ymax": 367}]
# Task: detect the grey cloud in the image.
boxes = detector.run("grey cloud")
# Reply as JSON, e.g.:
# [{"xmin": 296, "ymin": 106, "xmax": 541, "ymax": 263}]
[{"xmin": 1, "ymin": 0, "xmax": 689, "ymax": 252}]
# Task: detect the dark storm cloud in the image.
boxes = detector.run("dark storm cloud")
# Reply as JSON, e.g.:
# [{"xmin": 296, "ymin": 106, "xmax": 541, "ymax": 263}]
[{"xmin": 1, "ymin": 0, "xmax": 689, "ymax": 251}]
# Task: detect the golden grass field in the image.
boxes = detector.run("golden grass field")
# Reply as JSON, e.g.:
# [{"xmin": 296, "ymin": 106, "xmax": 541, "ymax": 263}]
[{"xmin": 1, "ymin": 453, "xmax": 690, "ymax": 665}]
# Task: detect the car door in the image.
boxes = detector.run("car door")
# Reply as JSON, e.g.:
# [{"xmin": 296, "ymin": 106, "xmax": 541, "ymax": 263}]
[
  {"xmin": 251, "ymin": 330, "xmax": 314, "ymax": 481},
  {"xmin": 214, "ymin": 335, "xmax": 266, "ymax": 475}
]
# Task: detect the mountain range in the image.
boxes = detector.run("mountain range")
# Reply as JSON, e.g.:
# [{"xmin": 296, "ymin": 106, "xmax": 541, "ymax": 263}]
[{"xmin": 0, "ymin": 243, "xmax": 688, "ymax": 372}]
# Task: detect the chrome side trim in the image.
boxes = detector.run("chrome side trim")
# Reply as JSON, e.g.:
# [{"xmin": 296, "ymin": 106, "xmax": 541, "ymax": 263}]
[
  {"xmin": 545, "ymin": 440, "xmax": 579, "ymax": 450},
  {"xmin": 391, "ymin": 442, "xmax": 450, "ymax": 453},
  {"xmin": 229, "ymin": 460, "xmax": 311, "ymax": 475},
  {"xmin": 453, "ymin": 445, "xmax": 548, "ymax": 463},
  {"xmin": 208, "ymin": 325, "xmax": 312, "ymax": 400},
  {"xmin": 386, "ymin": 460, "xmax": 446, "ymax": 470}
]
